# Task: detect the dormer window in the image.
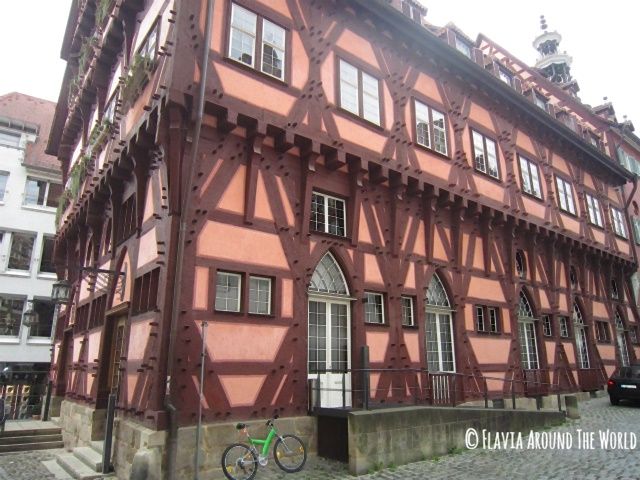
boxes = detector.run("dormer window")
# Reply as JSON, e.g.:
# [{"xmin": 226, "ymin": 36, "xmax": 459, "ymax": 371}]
[
  {"xmin": 534, "ymin": 93, "xmax": 548, "ymax": 111},
  {"xmin": 455, "ymin": 35, "xmax": 473, "ymax": 59},
  {"xmin": 569, "ymin": 266, "xmax": 578, "ymax": 290},
  {"xmin": 611, "ymin": 279, "xmax": 619, "ymax": 300},
  {"xmin": 498, "ymin": 67, "xmax": 513, "ymax": 87}
]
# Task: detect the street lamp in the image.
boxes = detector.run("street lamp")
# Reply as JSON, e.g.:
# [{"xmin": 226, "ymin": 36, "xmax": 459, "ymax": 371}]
[{"xmin": 51, "ymin": 279, "xmax": 72, "ymax": 304}]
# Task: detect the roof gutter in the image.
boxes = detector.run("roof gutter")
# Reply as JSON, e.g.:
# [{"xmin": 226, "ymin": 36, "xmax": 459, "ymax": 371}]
[{"xmin": 351, "ymin": 0, "xmax": 633, "ymax": 185}]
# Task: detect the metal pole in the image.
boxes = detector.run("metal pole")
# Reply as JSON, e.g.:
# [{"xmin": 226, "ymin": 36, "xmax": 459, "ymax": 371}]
[
  {"xmin": 102, "ymin": 393, "xmax": 116, "ymax": 474},
  {"xmin": 42, "ymin": 380, "xmax": 53, "ymax": 421},
  {"xmin": 511, "ymin": 382, "xmax": 516, "ymax": 410},
  {"xmin": 484, "ymin": 378, "xmax": 488, "ymax": 409},
  {"xmin": 342, "ymin": 372, "xmax": 346, "ymax": 408},
  {"xmin": 194, "ymin": 321, "xmax": 207, "ymax": 480},
  {"xmin": 361, "ymin": 346, "xmax": 369, "ymax": 410},
  {"xmin": 315, "ymin": 372, "xmax": 320, "ymax": 409}
]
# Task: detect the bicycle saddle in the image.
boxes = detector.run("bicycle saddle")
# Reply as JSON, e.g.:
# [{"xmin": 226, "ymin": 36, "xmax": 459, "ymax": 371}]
[{"xmin": 235, "ymin": 423, "xmax": 246, "ymax": 430}]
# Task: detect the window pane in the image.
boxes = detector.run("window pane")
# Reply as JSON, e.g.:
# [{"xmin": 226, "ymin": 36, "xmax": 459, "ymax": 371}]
[
  {"xmin": 215, "ymin": 272, "xmax": 241, "ymax": 312},
  {"xmin": 24, "ymin": 178, "xmax": 47, "ymax": 205},
  {"xmin": 331, "ymin": 304, "xmax": 348, "ymax": 371},
  {"xmin": 455, "ymin": 37, "xmax": 472, "ymax": 58},
  {"xmin": 310, "ymin": 193, "xmax": 326, "ymax": 233},
  {"xmin": 401, "ymin": 297, "xmax": 414, "ymax": 326},
  {"xmin": 262, "ymin": 20, "xmax": 285, "ymax": 79},
  {"xmin": 39, "ymin": 237, "xmax": 56, "ymax": 273},
  {"xmin": 432, "ymin": 110, "xmax": 447, "ymax": 155},
  {"xmin": 364, "ymin": 292, "xmax": 384, "ymax": 324},
  {"xmin": 327, "ymin": 197, "xmax": 345, "ymax": 236},
  {"xmin": 485, "ymin": 138, "xmax": 499, "ymax": 178},
  {"xmin": 415, "ymin": 101, "xmax": 430, "ymax": 148},
  {"xmin": 30, "ymin": 299, "xmax": 55, "ymax": 337},
  {"xmin": 0, "ymin": 172, "xmax": 8, "ymax": 201},
  {"xmin": 230, "ymin": 4, "xmax": 256, "ymax": 66},
  {"xmin": 472, "ymin": 131, "xmax": 486, "ymax": 172},
  {"xmin": 308, "ymin": 301, "xmax": 326, "ymax": 373},
  {"xmin": 0, "ymin": 131, "xmax": 20, "ymax": 148},
  {"xmin": 0, "ymin": 296, "xmax": 24, "ymax": 336},
  {"xmin": 339, "ymin": 60, "xmax": 359, "ymax": 115},
  {"xmin": 519, "ymin": 157, "xmax": 532, "ymax": 194},
  {"xmin": 9, "ymin": 232, "xmax": 35, "ymax": 270},
  {"xmin": 249, "ymin": 276, "xmax": 271, "ymax": 315},
  {"xmin": 362, "ymin": 73, "xmax": 380, "ymax": 125},
  {"xmin": 46, "ymin": 183, "xmax": 63, "ymax": 208}
]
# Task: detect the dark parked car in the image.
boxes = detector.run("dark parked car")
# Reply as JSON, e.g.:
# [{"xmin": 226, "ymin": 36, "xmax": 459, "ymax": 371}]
[{"xmin": 607, "ymin": 364, "xmax": 640, "ymax": 405}]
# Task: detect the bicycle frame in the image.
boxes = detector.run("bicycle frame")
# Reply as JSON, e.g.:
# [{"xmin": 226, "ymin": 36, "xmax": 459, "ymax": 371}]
[{"xmin": 247, "ymin": 427, "xmax": 278, "ymax": 458}]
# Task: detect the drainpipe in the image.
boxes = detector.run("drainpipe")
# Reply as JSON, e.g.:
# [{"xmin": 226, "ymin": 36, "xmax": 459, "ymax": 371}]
[{"xmin": 165, "ymin": 0, "xmax": 214, "ymax": 478}]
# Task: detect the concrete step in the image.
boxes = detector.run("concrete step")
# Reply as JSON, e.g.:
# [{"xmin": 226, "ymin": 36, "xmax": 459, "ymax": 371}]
[
  {"xmin": 74, "ymin": 446, "xmax": 103, "ymax": 471},
  {"xmin": 57, "ymin": 453, "xmax": 105, "ymax": 480},
  {"xmin": 0, "ymin": 433, "xmax": 62, "ymax": 445},
  {"xmin": 0, "ymin": 440, "xmax": 65, "ymax": 453}
]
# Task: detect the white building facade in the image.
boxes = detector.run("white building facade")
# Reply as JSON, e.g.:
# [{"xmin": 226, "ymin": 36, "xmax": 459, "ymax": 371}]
[{"xmin": 0, "ymin": 93, "xmax": 61, "ymax": 419}]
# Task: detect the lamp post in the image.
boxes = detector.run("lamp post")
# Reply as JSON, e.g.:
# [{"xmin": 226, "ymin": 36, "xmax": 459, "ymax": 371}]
[{"xmin": 51, "ymin": 279, "xmax": 72, "ymax": 305}]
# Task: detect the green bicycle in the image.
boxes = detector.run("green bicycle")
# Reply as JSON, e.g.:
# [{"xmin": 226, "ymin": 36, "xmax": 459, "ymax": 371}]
[{"xmin": 221, "ymin": 415, "xmax": 307, "ymax": 480}]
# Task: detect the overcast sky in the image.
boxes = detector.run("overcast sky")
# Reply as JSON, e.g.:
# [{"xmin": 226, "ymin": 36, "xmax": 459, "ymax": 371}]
[{"xmin": 1, "ymin": 1, "xmax": 638, "ymax": 126}]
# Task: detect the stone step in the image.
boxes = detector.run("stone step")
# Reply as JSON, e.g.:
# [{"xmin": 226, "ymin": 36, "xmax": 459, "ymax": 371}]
[
  {"xmin": 0, "ymin": 440, "xmax": 65, "ymax": 453},
  {"xmin": 0, "ymin": 433, "xmax": 62, "ymax": 445},
  {"xmin": 74, "ymin": 446, "xmax": 103, "ymax": 471},
  {"xmin": 42, "ymin": 459, "xmax": 73, "ymax": 479},
  {"xmin": 57, "ymin": 453, "xmax": 105, "ymax": 480},
  {"xmin": 0, "ymin": 427, "xmax": 61, "ymax": 437},
  {"xmin": 89, "ymin": 441, "xmax": 104, "ymax": 455}
]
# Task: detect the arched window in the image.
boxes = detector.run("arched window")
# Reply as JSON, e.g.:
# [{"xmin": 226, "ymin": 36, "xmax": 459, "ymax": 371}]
[
  {"xmin": 308, "ymin": 253, "xmax": 349, "ymax": 296},
  {"xmin": 573, "ymin": 302, "xmax": 590, "ymax": 369},
  {"xmin": 515, "ymin": 250, "xmax": 526, "ymax": 279},
  {"xmin": 517, "ymin": 290, "xmax": 539, "ymax": 370},
  {"xmin": 425, "ymin": 274, "xmax": 454, "ymax": 372},
  {"xmin": 614, "ymin": 310, "xmax": 630, "ymax": 367}
]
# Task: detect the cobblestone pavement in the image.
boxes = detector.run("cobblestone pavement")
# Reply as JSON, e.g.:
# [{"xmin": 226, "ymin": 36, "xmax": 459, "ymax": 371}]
[
  {"xmin": 0, "ymin": 448, "xmax": 63, "ymax": 480},
  {"xmin": 1, "ymin": 398, "xmax": 638, "ymax": 479}
]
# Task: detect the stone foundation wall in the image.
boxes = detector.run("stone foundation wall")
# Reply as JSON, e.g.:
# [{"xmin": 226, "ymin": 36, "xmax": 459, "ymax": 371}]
[
  {"xmin": 347, "ymin": 406, "xmax": 565, "ymax": 475},
  {"xmin": 113, "ymin": 417, "xmax": 167, "ymax": 480},
  {"xmin": 110, "ymin": 415, "xmax": 316, "ymax": 480},
  {"xmin": 59, "ymin": 400, "xmax": 106, "ymax": 449}
]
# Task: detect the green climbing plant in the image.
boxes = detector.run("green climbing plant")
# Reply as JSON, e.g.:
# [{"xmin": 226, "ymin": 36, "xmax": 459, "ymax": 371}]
[{"xmin": 120, "ymin": 54, "xmax": 155, "ymax": 110}]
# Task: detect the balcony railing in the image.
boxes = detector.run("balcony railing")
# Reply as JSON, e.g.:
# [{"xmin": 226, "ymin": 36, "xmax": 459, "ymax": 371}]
[
  {"xmin": 577, "ymin": 368, "xmax": 605, "ymax": 392},
  {"xmin": 523, "ymin": 368, "xmax": 550, "ymax": 397}
]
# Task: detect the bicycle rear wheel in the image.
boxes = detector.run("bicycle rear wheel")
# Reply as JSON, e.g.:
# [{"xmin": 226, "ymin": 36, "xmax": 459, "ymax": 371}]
[
  {"xmin": 221, "ymin": 443, "xmax": 258, "ymax": 480},
  {"xmin": 273, "ymin": 434, "xmax": 307, "ymax": 473}
]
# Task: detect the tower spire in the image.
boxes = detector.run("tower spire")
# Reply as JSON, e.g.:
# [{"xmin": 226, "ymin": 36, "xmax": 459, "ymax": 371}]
[{"xmin": 533, "ymin": 15, "xmax": 579, "ymax": 97}]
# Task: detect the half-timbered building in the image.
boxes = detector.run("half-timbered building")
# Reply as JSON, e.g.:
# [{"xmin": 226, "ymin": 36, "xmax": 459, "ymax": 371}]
[{"xmin": 46, "ymin": 0, "xmax": 640, "ymax": 477}]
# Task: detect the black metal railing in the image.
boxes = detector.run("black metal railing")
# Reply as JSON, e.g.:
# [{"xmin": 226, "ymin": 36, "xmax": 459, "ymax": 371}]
[{"xmin": 308, "ymin": 365, "xmax": 589, "ymax": 413}]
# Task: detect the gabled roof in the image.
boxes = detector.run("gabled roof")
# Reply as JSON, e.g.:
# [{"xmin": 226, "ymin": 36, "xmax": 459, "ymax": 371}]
[{"xmin": 0, "ymin": 92, "xmax": 61, "ymax": 174}]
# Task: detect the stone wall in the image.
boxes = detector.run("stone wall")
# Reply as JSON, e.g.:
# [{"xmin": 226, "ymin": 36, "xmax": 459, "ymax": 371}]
[
  {"xmin": 347, "ymin": 406, "xmax": 565, "ymax": 475},
  {"xmin": 113, "ymin": 417, "xmax": 167, "ymax": 480},
  {"xmin": 110, "ymin": 414, "xmax": 316, "ymax": 479},
  {"xmin": 59, "ymin": 400, "xmax": 106, "ymax": 449}
]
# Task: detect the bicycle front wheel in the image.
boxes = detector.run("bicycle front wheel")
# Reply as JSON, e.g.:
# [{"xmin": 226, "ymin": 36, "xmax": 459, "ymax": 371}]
[
  {"xmin": 273, "ymin": 434, "xmax": 307, "ymax": 473},
  {"xmin": 221, "ymin": 443, "xmax": 258, "ymax": 480}
]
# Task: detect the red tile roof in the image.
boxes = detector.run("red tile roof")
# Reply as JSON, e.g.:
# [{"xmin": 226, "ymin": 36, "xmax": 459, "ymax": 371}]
[{"xmin": 0, "ymin": 92, "xmax": 61, "ymax": 174}]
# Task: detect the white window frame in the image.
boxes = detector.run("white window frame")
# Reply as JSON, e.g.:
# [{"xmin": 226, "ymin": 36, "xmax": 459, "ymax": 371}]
[
  {"xmin": 518, "ymin": 155, "xmax": 542, "ymax": 199},
  {"xmin": 611, "ymin": 207, "xmax": 627, "ymax": 238},
  {"xmin": 454, "ymin": 35, "xmax": 472, "ymax": 58},
  {"xmin": 585, "ymin": 193, "xmax": 603, "ymax": 227},
  {"xmin": 215, "ymin": 271, "xmax": 242, "ymax": 312},
  {"xmin": 555, "ymin": 176, "xmax": 576, "ymax": 215},
  {"xmin": 498, "ymin": 67, "xmax": 513, "ymax": 87},
  {"xmin": 261, "ymin": 18, "xmax": 286, "ymax": 80},
  {"xmin": 338, "ymin": 59, "xmax": 381, "ymax": 125},
  {"xmin": 23, "ymin": 177, "xmax": 54, "ymax": 208},
  {"xmin": 518, "ymin": 319, "xmax": 539, "ymax": 370},
  {"xmin": 248, "ymin": 275, "xmax": 271, "ymax": 315},
  {"xmin": 559, "ymin": 316, "xmax": 569, "ymax": 338},
  {"xmin": 229, "ymin": 3, "xmax": 257, "ymax": 68},
  {"xmin": 414, "ymin": 99, "xmax": 448, "ymax": 156},
  {"xmin": 310, "ymin": 191, "xmax": 346, "ymax": 237},
  {"xmin": 364, "ymin": 292, "xmax": 385, "ymax": 324},
  {"xmin": 471, "ymin": 129, "xmax": 500, "ymax": 179},
  {"xmin": 0, "ymin": 171, "xmax": 8, "ymax": 202},
  {"xmin": 401, "ymin": 296, "xmax": 414, "ymax": 326},
  {"xmin": 542, "ymin": 315, "xmax": 553, "ymax": 337}
]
